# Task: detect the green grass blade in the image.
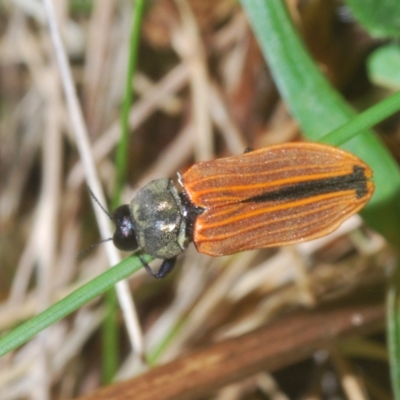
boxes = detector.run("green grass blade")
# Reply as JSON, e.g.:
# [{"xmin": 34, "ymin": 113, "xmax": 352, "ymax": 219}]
[
  {"xmin": 388, "ymin": 260, "xmax": 400, "ymax": 400},
  {"xmin": 113, "ymin": 0, "xmax": 146, "ymax": 208},
  {"xmin": 320, "ymin": 90, "xmax": 400, "ymax": 146},
  {"xmin": 103, "ymin": 0, "xmax": 146, "ymax": 383},
  {"xmin": 0, "ymin": 255, "xmax": 150, "ymax": 357},
  {"xmin": 386, "ymin": 260, "xmax": 400, "ymax": 400}
]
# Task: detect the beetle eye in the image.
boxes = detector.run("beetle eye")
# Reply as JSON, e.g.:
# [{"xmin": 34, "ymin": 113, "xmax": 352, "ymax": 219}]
[{"xmin": 112, "ymin": 205, "xmax": 138, "ymax": 251}]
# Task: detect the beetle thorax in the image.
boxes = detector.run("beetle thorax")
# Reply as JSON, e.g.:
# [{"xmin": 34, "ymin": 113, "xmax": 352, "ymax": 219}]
[{"xmin": 130, "ymin": 178, "xmax": 188, "ymax": 259}]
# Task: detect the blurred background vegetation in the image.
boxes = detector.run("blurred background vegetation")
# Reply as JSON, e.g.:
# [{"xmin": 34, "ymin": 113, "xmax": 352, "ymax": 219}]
[{"xmin": 0, "ymin": 0, "xmax": 399, "ymax": 399}]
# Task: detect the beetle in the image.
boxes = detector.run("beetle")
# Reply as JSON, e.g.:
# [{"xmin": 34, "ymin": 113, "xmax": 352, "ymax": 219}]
[{"xmin": 99, "ymin": 142, "xmax": 374, "ymax": 278}]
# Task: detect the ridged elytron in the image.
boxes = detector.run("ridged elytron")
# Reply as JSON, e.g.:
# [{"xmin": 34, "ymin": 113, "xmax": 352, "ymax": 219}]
[{"xmin": 102, "ymin": 143, "xmax": 374, "ymax": 278}]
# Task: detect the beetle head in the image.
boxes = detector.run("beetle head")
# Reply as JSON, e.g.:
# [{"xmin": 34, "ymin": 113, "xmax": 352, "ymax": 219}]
[{"xmin": 112, "ymin": 205, "xmax": 138, "ymax": 251}]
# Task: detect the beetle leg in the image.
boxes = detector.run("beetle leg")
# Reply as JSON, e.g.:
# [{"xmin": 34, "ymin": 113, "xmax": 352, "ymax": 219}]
[
  {"xmin": 138, "ymin": 255, "xmax": 177, "ymax": 279},
  {"xmin": 155, "ymin": 257, "xmax": 177, "ymax": 278},
  {"xmin": 137, "ymin": 254, "xmax": 155, "ymax": 277}
]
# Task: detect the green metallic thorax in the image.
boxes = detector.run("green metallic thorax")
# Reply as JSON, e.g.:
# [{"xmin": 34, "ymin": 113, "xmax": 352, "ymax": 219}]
[{"xmin": 130, "ymin": 178, "xmax": 188, "ymax": 259}]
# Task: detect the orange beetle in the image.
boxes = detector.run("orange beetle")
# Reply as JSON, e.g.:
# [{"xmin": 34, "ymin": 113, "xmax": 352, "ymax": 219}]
[{"xmin": 108, "ymin": 143, "xmax": 374, "ymax": 278}]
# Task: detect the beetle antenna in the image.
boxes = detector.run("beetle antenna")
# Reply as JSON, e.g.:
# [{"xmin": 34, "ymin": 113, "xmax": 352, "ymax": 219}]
[
  {"xmin": 88, "ymin": 186, "xmax": 113, "ymax": 220},
  {"xmin": 76, "ymin": 237, "xmax": 113, "ymax": 259}
]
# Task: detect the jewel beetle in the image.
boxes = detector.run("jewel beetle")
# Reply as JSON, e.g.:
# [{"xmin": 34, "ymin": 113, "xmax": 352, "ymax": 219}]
[{"xmin": 102, "ymin": 142, "xmax": 374, "ymax": 278}]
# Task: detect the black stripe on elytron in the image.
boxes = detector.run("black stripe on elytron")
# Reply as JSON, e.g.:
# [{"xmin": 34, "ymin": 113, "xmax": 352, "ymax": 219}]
[{"xmin": 242, "ymin": 166, "xmax": 368, "ymax": 204}]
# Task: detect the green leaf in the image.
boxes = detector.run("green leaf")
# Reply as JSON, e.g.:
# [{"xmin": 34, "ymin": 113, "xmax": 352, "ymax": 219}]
[
  {"xmin": 344, "ymin": 0, "xmax": 400, "ymax": 39},
  {"xmin": 368, "ymin": 43, "xmax": 400, "ymax": 90}
]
